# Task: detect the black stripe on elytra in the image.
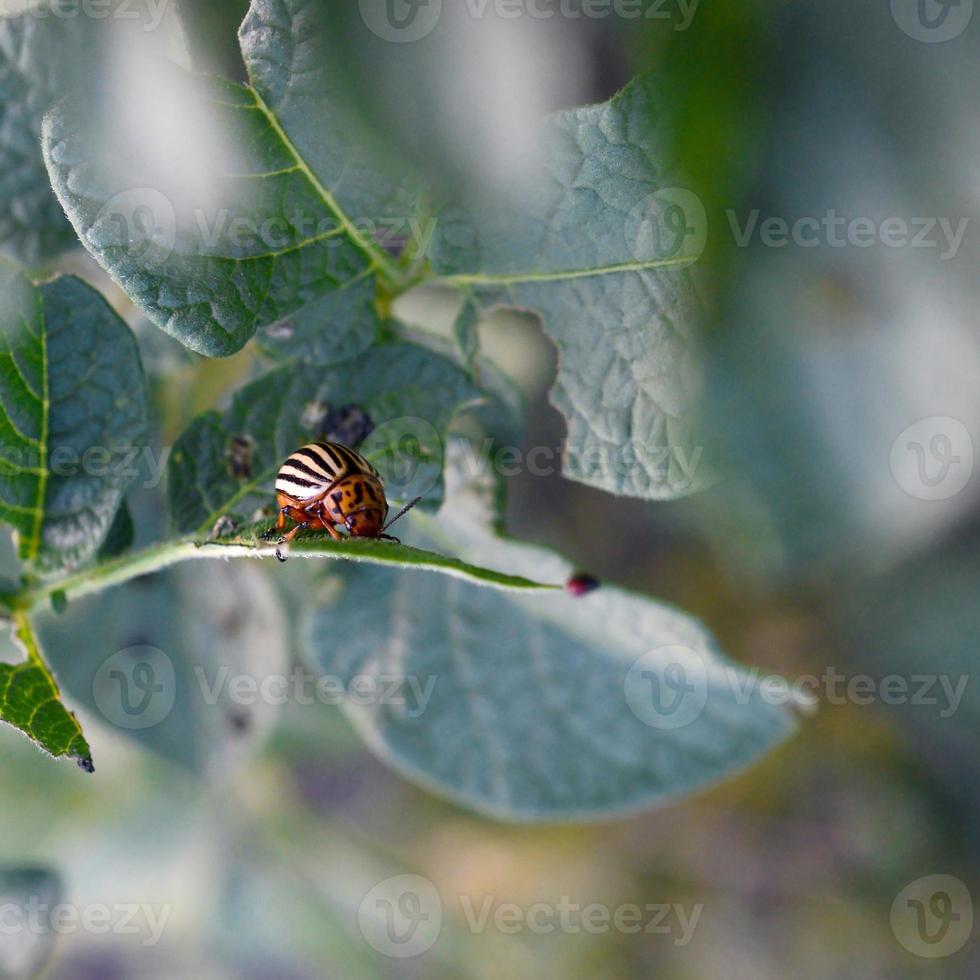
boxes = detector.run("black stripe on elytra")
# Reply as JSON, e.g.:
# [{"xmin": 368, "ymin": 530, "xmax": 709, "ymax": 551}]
[
  {"xmin": 276, "ymin": 473, "xmax": 318, "ymax": 489},
  {"xmin": 315, "ymin": 442, "xmax": 347, "ymax": 472},
  {"xmin": 283, "ymin": 457, "xmax": 330, "ymax": 483},
  {"xmin": 338, "ymin": 443, "xmax": 376, "ymax": 475},
  {"xmin": 297, "ymin": 446, "xmax": 338, "ymax": 476},
  {"xmin": 328, "ymin": 443, "xmax": 358, "ymax": 471}
]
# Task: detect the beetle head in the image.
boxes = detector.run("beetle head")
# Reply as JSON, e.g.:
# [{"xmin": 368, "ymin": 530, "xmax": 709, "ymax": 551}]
[{"xmin": 344, "ymin": 508, "xmax": 386, "ymax": 538}]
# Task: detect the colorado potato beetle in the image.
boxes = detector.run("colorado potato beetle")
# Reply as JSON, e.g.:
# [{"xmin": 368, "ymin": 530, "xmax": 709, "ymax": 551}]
[{"xmin": 272, "ymin": 441, "xmax": 420, "ymax": 561}]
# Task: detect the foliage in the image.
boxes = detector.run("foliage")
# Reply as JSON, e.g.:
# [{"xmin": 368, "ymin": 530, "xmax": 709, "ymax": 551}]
[{"xmin": 0, "ymin": 0, "xmax": 797, "ymax": 820}]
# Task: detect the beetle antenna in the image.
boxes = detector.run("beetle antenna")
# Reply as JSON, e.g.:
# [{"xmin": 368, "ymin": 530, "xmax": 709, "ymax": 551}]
[{"xmin": 382, "ymin": 496, "xmax": 422, "ymax": 532}]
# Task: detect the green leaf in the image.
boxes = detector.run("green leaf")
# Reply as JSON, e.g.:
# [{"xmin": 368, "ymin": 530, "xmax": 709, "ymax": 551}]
[
  {"xmin": 41, "ymin": 0, "xmax": 420, "ymax": 357},
  {"xmin": 167, "ymin": 342, "xmax": 480, "ymax": 535},
  {"xmin": 237, "ymin": 0, "xmax": 420, "ymax": 245},
  {"xmin": 0, "ymin": 4, "xmax": 94, "ymax": 264},
  {"xmin": 0, "ymin": 865, "xmax": 61, "ymax": 980},
  {"xmin": 205, "ymin": 521, "xmax": 558, "ymax": 591},
  {"xmin": 0, "ymin": 611, "xmax": 92, "ymax": 770},
  {"xmin": 301, "ymin": 447, "xmax": 799, "ymax": 821},
  {"xmin": 431, "ymin": 76, "xmax": 708, "ymax": 500},
  {"xmin": 254, "ymin": 274, "xmax": 380, "ymax": 366},
  {"xmin": 39, "ymin": 560, "xmax": 288, "ymax": 775},
  {"xmin": 0, "ymin": 269, "xmax": 149, "ymax": 573}
]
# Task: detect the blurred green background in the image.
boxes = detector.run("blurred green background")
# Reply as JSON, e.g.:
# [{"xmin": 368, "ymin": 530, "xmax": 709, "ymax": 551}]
[{"xmin": 2, "ymin": 0, "xmax": 980, "ymax": 976}]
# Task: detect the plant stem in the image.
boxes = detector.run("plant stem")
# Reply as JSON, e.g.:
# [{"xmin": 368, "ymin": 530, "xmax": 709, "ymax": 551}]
[{"xmin": 7, "ymin": 539, "xmax": 203, "ymax": 614}]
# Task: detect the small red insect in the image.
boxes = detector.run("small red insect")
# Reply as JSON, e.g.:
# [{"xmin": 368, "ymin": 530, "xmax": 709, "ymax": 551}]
[{"xmin": 272, "ymin": 441, "xmax": 419, "ymax": 561}]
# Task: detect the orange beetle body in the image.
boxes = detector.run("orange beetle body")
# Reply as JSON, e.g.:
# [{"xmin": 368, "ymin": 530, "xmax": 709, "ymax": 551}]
[{"xmin": 272, "ymin": 441, "xmax": 390, "ymax": 560}]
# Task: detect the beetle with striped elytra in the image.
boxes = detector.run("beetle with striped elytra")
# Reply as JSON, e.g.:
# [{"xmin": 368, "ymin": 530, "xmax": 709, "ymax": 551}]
[{"xmin": 271, "ymin": 440, "xmax": 421, "ymax": 561}]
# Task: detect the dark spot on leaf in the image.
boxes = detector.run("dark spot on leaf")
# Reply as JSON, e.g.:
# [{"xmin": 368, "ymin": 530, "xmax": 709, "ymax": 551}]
[
  {"xmin": 220, "ymin": 609, "xmax": 244, "ymax": 635},
  {"xmin": 374, "ymin": 229, "xmax": 408, "ymax": 258},
  {"xmin": 50, "ymin": 589, "xmax": 68, "ymax": 614},
  {"xmin": 77, "ymin": 756, "xmax": 95, "ymax": 773},
  {"xmin": 227, "ymin": 435, "xmax": 254, "ymax": 479},
  {"xmin": 227, "ymin": 710, "xmax": 251, "ymax": 735},
  {"xmin": 323, "ymin": 404, "xmax": 373, "ymax": 446}
]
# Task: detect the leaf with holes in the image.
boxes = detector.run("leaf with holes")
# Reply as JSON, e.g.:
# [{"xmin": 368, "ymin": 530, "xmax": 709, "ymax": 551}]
[
  {"xmin": 430, "ymin": 75, "xmax": 709, "ymax": 500},
  {"xmin": 0, "ymin": 612, "xmax": 92, "ymax": 771},
  {"xmin": 0, "ymin": 268, "xmax": 148, "ymax": 573},
  {"xmin": 167, "ymin": 343, "xmax": 480, "ymax": 534}
]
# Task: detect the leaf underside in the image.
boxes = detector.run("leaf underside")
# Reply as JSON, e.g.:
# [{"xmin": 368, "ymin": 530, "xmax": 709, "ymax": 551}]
[{"xmin": 302, "ymin": 452, "xmax": 798, "ymax": 821}]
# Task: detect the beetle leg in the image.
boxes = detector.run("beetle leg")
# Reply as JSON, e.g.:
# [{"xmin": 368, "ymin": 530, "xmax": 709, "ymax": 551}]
[
  {"xmin": 275, "ymin": 519, "xmax": 310, "ymax": 561},
  {"xmin": 263, "ymin": 504, "xmax": 298, "ymax": 542},
  {"xmin": 306, "ymin": 499, "xmax": 343, "ymax": 541}
]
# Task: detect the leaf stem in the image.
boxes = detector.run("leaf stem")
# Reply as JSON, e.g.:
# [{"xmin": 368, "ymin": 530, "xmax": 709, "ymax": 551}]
[
  {"xmin": 8, "ymin": 540, "xmax": 203, "ymax": 614},
  {"xmin": 1, "ymin": 527, "xmax": 559, "ymax": 615}
]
